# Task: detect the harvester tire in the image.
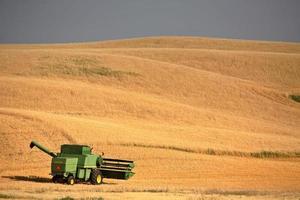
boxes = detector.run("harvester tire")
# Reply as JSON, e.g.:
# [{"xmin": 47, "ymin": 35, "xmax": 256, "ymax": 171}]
[
  {"xmin": 52, "ymin": 175, "xmax": 59, "ymax": 183},
  {"xmin": 91, "ymin": 169, "xmax": 102, "ymax": 185},
  {"xmin": 67, "ymin": 175, "xmax": 75, "ymax": 185}
]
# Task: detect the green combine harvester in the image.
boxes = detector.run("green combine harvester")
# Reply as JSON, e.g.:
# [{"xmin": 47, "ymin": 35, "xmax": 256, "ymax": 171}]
[{"xmin": 30, "ymin": 141, "xmax": 135, "ymax": 185}]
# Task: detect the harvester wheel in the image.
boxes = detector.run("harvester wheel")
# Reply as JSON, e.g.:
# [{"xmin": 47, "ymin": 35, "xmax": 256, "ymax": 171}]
[
  {"xmin": 91, "ymin": 169, "xmax": 102, "ymax": 185},
  {"xmin": 52, "ymin": 175, "xmax": 59, "ymax": 183},
  {"xmin": 67, "ymin": 175, "xmax": 75, "ymax": 185}
]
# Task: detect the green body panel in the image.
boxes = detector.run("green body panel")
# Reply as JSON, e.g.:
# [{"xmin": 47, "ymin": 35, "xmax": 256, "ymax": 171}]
[
  {"xmin": 77, "ymin": 168, "xmax": 85, "ymax": 179},
  {"xmin": 56, "ymin": 154, "xmax": 99, "ymax": 168},
  {"xmin": 77, "ymin": 168, "xmax": 91, "ymax": 181},
  {"xmin": 77, "ymin": 154, "xmax": 98, "ymax": 168},
  {"xmin": 51, "ymin": 157, "xmax": 78, "ymax": 177},
  {"xmin": 30, "ymin": 141, "xmax": 135, "ymax": 182},
  {"xmin": 84, "ymin": 168, "xmax": 91, "ymax": 181}
]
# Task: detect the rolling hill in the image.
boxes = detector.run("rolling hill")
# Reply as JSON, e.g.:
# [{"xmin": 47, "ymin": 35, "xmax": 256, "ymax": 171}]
[{"xmin": 0, "ymin": 36, "xmax": 300, "ymax": 199}]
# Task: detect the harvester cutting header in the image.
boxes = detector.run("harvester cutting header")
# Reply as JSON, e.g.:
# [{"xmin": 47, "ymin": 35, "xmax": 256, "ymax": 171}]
[{"xmin": 30, "ymin": 141, "xmax": 135, "ymax": 185}]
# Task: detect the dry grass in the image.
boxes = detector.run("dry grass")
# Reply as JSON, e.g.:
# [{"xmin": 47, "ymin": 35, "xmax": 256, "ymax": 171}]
[{"xmin": 0, "ymin": 36, "xmax": 300, "ymax": 199}]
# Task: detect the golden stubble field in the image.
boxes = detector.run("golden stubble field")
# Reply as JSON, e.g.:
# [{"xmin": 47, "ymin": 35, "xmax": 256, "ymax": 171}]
[{"xmin": 0, "ymin": 36, "xmax": 300, "ymax": 199}]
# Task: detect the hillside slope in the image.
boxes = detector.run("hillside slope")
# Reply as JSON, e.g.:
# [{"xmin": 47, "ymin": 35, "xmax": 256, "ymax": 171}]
[{"xmin": 0, "ymin": 36, "xmax": 300, "ymax": 199}]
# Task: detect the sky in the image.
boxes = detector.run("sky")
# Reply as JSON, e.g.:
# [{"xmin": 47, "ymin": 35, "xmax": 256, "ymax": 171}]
[{"xmin": 0, "ymin": 0, "xmax": 300, "ymax": 43}]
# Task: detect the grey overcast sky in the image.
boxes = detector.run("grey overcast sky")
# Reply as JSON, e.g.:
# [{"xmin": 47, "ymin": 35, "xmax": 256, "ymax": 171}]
[{"xmin": 0, "ymin": 0, "xmax": 300, "ymax": 43}]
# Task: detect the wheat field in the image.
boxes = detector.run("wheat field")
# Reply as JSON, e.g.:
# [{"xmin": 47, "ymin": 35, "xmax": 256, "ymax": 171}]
[{"xmin": 0, "ymin": 36, "xmax": 300, "ymax": 199}]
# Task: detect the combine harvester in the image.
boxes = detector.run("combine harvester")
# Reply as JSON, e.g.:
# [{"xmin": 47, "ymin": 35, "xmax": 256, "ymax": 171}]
[{"xmin": 30, "ymin": 141, "xmax": 135, "ymax": 185}]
